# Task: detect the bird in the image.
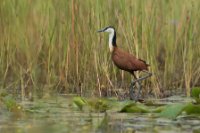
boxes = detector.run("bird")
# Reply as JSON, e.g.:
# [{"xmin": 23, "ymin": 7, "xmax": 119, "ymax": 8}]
[{"xmin": 97, "ymin": 26, "xmax": 152, "ymax": 100}]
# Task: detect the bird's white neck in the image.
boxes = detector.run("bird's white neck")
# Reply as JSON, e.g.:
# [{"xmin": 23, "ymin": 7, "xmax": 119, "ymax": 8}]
[{"xmin": 108, "ymin": 30, "xmax": 115, "ymax": 52}]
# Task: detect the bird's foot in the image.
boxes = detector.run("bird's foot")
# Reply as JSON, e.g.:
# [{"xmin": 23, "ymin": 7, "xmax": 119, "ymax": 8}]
[
  {"xmin": 129, "ymin": 80, "xmax": 137, "ymax": 100},
  {"xmin": 129, "ymin": 80, "xmax": 142, "ymax": 101}
]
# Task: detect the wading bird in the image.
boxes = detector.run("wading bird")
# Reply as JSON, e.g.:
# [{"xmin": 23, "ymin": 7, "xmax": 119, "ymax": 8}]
[{"xmin": 97, "ymin": 26, "xmax": 152, "ymax": 100}]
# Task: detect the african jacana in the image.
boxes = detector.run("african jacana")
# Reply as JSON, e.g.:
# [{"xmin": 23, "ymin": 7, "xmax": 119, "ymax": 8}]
[{"xmin": 97, "ymin": 26, "xmax": 152, "ymax": 100}]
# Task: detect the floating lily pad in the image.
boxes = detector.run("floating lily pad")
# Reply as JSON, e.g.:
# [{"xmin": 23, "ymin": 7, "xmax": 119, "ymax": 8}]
[
  {"xmin": 184, "ymin": 103, "xmax": 200, "ymax": 115},
  {"xmin": 191, "ymin": 87, "xmax": 200, "ymax": 104},
  {"xmin": 159, "ymin": 103, "xmax": 187, "ymax": 119},
  {"xmin": 120, "ymin": 103, "xmax": 149, "ymax": 113},
  {"xmin": 87, "ymin": 98, "xmax": 110, "ymax": 112},
  {"xmin": 151, "ymin": 106, "xmax": 165, "ymax": 113},
  {"xmin": 191, "ymin": 87, "xmax": 200, "ymax": 99},
  {"xmin": 73, "ymin": 97, "xmax": 87, "ymax": 110}
]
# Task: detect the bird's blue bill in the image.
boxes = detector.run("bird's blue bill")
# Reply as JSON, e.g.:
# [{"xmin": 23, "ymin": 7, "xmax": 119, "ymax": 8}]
[
  {"xmin": 97, "ymin": 28, "xmax": 106, "ymax": 32},
  {"xmin": 97, "ymin": 28, "xmax": 105, "ymax": 32}
]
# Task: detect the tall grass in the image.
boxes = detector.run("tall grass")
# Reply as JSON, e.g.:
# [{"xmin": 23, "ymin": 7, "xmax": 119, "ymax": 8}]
[{"xmin": 0, "ymin": 0, "xmax": 200, "ymax": 99}]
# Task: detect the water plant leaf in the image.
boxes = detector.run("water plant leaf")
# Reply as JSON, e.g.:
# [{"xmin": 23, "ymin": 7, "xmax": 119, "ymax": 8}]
[
  {"xmin": 102, "ymin": 99, "xmax": 132, "ymax": 112},
  {"xmin": 87, "ymin": 98, "xmax": 110, "ymax": 112},
  {"xmin": 151, "ymin": 106, "xmax": 165, "ymax": 113},
  {"xmin": 73, "ymin": 97, "xmax": 87, "ymax": 110},
  {"xmin": 2, "ymin": 95, "xmax": 17, "ymax": 111},
  {"xmin": 120, "ymin": 103, "xmax": 149, "ymax": 113},
  {"xmin": 184, "ymin": 103, "xmax": 200, "ymax": 115},
  {"xmin": 1, "ymin": 95, "xmax": 23, "ymax": 113},
  {"xmin": 191, "ymin": 87, "xmax": 200, "ymax": 99},
  {"xmin": 191, "ymin": 87, "xmax": 200, "ymax": 104},
  {"xmin": 159, "ymin": 103, "xmax": 187, "ymax": 119}
]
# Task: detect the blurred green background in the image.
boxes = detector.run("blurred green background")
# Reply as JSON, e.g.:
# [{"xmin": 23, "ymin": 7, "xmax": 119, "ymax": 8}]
[{"xmin": 0, "ymin": 0, "xmax": 200, "ymax": 99}]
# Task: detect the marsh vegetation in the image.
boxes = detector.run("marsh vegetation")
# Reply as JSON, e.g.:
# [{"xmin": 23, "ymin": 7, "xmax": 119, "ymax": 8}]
[
  {"xmin": 0, "ymin": 0, "xmax": 200, "ymax": 132},
  {"xmin": 0, "ymin": 0, "xmax": 200, "ymax": 98}
]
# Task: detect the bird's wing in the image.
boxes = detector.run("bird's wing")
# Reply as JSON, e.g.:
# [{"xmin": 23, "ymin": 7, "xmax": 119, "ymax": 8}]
[
  {"xmin": 112, "ymin": 49, "xmax": 137, "ymax": 70},
  {"xmin": 112, "ymin": 48, "xmax": 149, "ymax": 71}
]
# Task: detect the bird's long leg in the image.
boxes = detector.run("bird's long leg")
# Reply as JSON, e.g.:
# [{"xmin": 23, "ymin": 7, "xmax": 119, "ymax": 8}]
[
  {"xmin": 129, "ymin": 73, "xmax": 141, "ymax": 100},
  {"xmin": 135, "ymin": 70, "xmax": 152, "ymax": 83},
  {"xmin": 129, "ymin": 73, "xmax": 137, "ymax": 100},
  {"xmin": 129, "ymin": 80, "xmax": 136, "ymax": 100},
  {"xmin": 133, "ymin": 73, "xmax": 142, "ymax": 100},
  {"xmin": 130, "ymin": 71, "xmax": 152, "ymax": 101},
  {"xmin": 135, "ymin": 70, "xmax": 152, "ymax": 100}
]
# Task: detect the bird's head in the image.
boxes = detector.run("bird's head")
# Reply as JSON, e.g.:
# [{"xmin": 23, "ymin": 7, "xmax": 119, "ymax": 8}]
[
  {"xmin": 97, "ymin": 26, "xmax": 117, "ymax": 51},
  {"xmin": 97, "ymin": 26, "xmax": 115, "ymax": 34}
]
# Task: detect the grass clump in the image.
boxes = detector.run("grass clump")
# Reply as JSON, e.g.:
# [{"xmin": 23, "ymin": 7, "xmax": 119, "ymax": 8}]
[{"xmin": 0, "ymin": 0, "xmax": 200, "ymax": 99}]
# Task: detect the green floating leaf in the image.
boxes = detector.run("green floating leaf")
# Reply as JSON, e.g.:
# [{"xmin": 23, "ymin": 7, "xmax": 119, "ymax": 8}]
[
  {"xmin": 184, "ymin": 103, "xmax": 200, "ymax": 115},
  {"xmin": 73, "ymin": 97, "xmax": 87, "ymax": 110},
  {"xmin": 151, "ymin": 106, "xmax": 165, "ymax": 113},
  {"xmin": 159, "ymin": 103, "xmax": 187, "ymax": 119},
  {"xmin": 88, "ymin": 98, "xmax": 110, "ymax": 112},
  {"xmin": 1, "ymin": 95, "xmax": 23, "ymax": 112},
  {"xmin": 2, "ymin": 95, "xmax": 17, "ymax": 111},
  {"xmin": 120, "ymin": 103, "xmax": 149, "ymax": 113},
  {"xmin": 191, "ymin": 87, "xmax": 200, "ymax": 104},
  {"xmin": 191, "ymin": 87, "xmax": 200, "ymax": 99}
]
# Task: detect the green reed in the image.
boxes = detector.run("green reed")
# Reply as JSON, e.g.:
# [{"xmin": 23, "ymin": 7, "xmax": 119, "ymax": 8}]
[{"xmin": 0, "ymin": 0, "xmax": 200, "ymax": 99}]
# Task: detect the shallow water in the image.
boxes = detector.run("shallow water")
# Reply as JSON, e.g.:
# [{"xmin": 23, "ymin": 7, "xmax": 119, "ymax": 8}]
[{"xmin": 0, "ymin": 96, "xmax": 200, "ymax": 133}]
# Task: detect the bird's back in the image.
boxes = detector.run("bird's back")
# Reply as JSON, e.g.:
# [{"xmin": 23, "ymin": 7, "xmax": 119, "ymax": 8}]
[{"xmin": 112, "ymin": 47, "xmax": 149, "ymax": 73}]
